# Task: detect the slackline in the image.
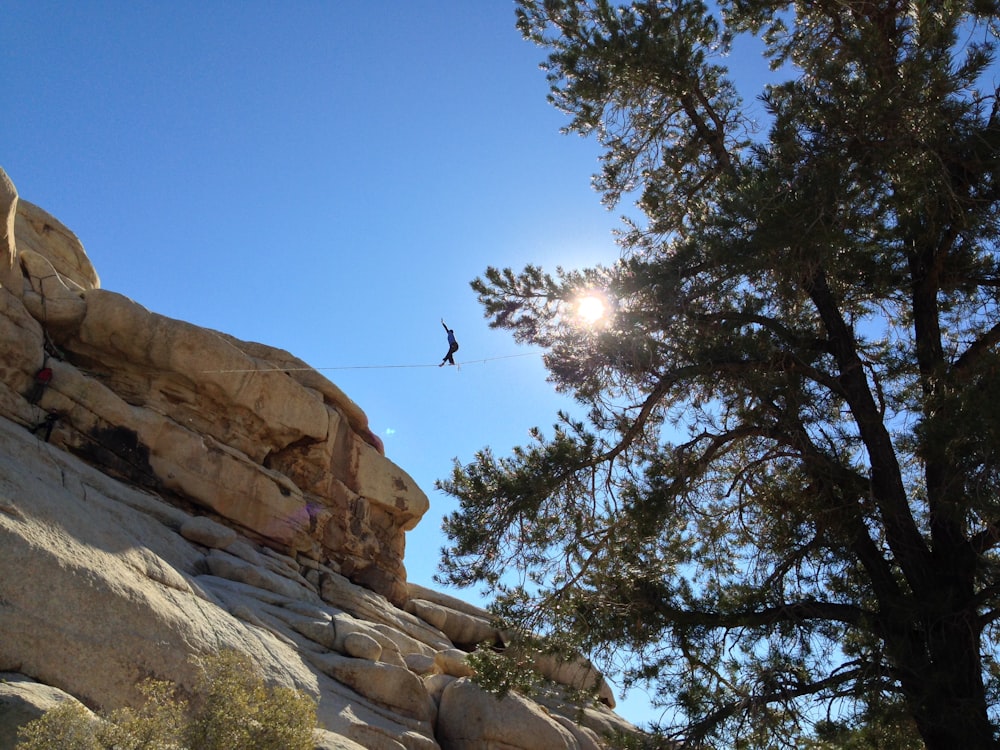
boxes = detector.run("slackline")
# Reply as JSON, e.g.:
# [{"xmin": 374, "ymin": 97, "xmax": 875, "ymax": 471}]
[{"xmin": 202, "ymin": 351, "xmax": 540, "ymax": 374}]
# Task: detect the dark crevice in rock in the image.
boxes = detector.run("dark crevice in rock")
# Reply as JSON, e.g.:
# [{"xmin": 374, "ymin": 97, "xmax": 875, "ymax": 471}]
[{"xmin": 69, "ymin": 423, "xmax": 161, "ymax": 491}]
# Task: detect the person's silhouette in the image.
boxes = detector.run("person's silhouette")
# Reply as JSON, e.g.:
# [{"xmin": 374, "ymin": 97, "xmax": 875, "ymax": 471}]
[{"xmin": 439, "ymin": 320, "xmax": 459, "ymax": 366}]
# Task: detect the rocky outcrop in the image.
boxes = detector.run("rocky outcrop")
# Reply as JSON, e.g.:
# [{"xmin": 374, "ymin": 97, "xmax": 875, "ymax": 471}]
[
  {"xmin": 2, "ymin": 190, "xmax": 425, "ymax": 606},
  {"xmin": 0, "ymin": 167, "xmax": 635, "ymax": 749}
]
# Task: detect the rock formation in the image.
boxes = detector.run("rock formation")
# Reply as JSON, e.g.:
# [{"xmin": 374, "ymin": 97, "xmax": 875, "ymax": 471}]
[{"xmin": 0, "ymin": 167, "xmax": 636, "ymax": 749}]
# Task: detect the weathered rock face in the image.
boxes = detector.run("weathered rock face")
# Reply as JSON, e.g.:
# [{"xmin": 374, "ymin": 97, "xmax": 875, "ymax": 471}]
[
  {"xmin": 2, "ymin": 184, "xmax": 426, "ymax": 605},
  {"xmin": 0, "ymin": 168, "xmax": 636, "ymax": 749}
]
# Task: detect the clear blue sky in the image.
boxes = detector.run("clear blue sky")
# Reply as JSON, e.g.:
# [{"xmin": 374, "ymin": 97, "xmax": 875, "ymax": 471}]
[{"xmin": 2, "ymin": 1, "xmax": 776, "ymax": 727}]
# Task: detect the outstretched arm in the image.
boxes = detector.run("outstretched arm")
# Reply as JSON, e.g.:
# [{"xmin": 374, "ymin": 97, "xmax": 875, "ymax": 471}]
[{"xmin": 441, "ymin": 319, "xmax": 449, "ymax": 332}]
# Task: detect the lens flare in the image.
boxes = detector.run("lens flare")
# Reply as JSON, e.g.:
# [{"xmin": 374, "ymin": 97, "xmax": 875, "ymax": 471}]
[{"xmin": 575, "ymin": 294, "xmax": 608, "ymax": 325}]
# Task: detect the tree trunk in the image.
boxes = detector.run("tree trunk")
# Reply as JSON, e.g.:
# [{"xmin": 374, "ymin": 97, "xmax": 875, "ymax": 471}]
[{"xmin": 901, "ymin": 609, "xmax": 998, "ymax": 750}]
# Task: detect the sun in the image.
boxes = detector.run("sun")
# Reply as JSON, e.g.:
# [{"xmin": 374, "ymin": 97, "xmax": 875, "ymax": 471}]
[{"xmin": 575, "ymin": 294, "xmax": 608, "ymax": 325}]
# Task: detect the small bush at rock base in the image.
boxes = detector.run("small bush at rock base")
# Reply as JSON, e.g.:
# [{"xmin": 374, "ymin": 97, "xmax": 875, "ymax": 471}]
[{"xmin": 16, "ymin": 650, "xmax": 316, "ymax": 750}]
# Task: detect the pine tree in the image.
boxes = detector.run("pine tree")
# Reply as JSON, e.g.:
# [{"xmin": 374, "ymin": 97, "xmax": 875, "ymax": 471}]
[{"xmin": 437, "ymin": 1, "xmax": 1000, "ymax": 747}]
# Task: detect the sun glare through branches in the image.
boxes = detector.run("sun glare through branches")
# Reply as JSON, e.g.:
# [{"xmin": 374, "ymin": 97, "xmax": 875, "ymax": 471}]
[{"xmin": 574, "ymin": 293, "xmax": 609, "ymax": 326}]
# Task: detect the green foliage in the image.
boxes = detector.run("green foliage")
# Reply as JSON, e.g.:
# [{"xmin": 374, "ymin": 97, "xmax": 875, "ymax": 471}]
[
  {"xmin": 466, "ymin": 644, "xmax": 543, "ymax": 698},
  {"xmin": 804, "ymin": 699, "xmax": 925, "ymax": 749},
  {"xmin": 16, "ymin": 651, "xmax": 316, "ymax": 750},
  {"xmin": 100, "ymin": 679, "xmax": 185, "ymax": 750},
  {"xmin": 16, "ymin": 680, "xmax": 185, "ymax": 750},
  {"xmin": 185, "ymin": 649, "xmax": 315, "ymax": 750},
  {"xmin": 16, "ymin": 703, "xmax": 103, "ymax": 750},
  {"xmin": 439, "ymin": 1, "xmax": 1000, "ymax": 748}
]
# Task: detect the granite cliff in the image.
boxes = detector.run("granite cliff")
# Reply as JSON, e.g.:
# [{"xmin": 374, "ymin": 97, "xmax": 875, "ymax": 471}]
[{"xmin": 0, "ymin": 168, "xmax": 635, "ymax": 749}]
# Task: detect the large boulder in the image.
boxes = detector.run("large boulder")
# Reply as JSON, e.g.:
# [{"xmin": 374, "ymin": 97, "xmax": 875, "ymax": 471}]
[
  {"xmin": 0, "ymin": 163, "xmax": 430, "ymax": 602},
  {"xmin": 0, "ymin": 414, "xmax": 438, "ymax": 749},
  {"xmin": 13, "ymin": 200, "xmax": 98, "ymax": 292},
  {"xmin": 437, "ymin": 678, "xmax": 588, "ymax": 750},
  {"xmin": 405, "ymin": 599, "xmax": 499, "ymax": 650},
  {"xmin": 3, "ymin": 196, "xmax": 428, "ymax": 602}
]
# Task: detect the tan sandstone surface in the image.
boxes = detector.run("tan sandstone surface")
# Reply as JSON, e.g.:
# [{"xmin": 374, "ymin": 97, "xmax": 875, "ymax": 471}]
[{"xmin": 0, "ymin": 167, "xmax": 636, "ymax": 749}]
